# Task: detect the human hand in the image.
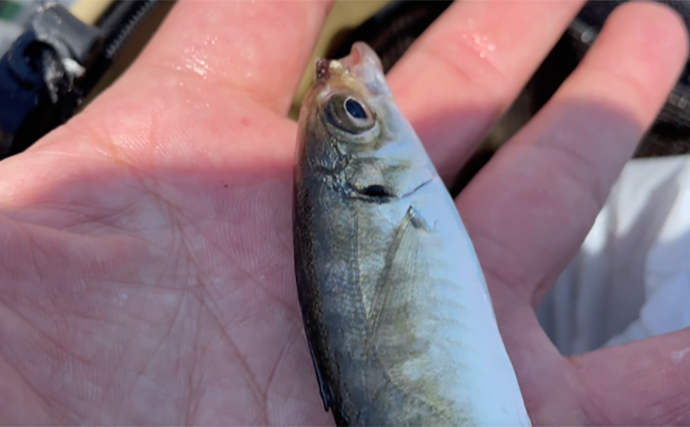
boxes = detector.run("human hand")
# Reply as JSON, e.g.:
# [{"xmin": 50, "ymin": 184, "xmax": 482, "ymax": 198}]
[{"xmin": 0, "ymin": 1, "xmax": 686, "ymax": 425}]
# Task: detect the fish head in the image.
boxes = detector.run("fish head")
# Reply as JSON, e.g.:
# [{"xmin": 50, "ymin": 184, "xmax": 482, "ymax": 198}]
[{"xmin": 297, "ymin": 42, "xmax": 435, "ymax": 199}]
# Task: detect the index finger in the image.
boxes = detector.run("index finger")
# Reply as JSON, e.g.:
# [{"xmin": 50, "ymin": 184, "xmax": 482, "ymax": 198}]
[{"xmin": 122, "ymin": 0, "xmax": 333, "ymax": 115}]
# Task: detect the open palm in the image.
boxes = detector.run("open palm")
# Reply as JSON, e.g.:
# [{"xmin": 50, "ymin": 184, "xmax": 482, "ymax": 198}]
[{"xmin": 0, "ymin": 1, "xmax": 687, "ymax": 425}]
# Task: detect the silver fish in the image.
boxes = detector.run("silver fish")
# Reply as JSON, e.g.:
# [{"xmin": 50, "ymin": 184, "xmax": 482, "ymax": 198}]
[{"xmin": 292, "ymin": 42, "xmax": 531, "ymax": 427}]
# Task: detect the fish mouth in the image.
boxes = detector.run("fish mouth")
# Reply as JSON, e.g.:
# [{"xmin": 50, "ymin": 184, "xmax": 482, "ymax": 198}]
[
  {"xmin": 313, "ymin": 42, "xmax": 389, "ymax": 96},
  {"xmin": 315, "ymin": 58, "xmax": 331, "ymax": 84},
  {"xmin": 339, "ymin": 42, "xmax": 383, "ymax": 75}
]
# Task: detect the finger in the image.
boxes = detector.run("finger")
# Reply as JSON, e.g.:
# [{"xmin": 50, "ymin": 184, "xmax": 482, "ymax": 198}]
[
  {"xmin": 387, "ymin": 0, "xmax": 586, "ymax": 181},
  {"xmin": 569, "ymin": 327, "xmax": 690, "ymax": 425},
  {"xmin": 120, "ymin": 0, "xmax": 333, "ymax": 115},
  {"xmin": 458, "ymin": 3, "xmax": 688, "ymax": 305}
]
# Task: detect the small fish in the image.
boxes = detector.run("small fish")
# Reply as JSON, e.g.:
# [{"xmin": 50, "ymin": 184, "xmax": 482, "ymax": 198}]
[{"xmin": 292, "ymin": 42, "xmax": 531, "ymax": 427}]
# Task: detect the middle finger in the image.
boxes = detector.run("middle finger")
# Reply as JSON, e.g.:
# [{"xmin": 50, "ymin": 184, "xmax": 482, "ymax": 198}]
[{"xmin": 388, "ymin": 0, "xmax": 586, "ymax": 181}]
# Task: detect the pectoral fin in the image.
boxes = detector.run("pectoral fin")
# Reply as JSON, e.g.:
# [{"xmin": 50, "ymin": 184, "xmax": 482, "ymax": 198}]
[{"xmin": 366, "ymin": 206, "xmax": 430, "ymax": 356}]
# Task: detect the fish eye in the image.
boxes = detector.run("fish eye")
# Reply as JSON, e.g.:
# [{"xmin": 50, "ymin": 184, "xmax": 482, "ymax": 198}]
[
  {"xmin": 344, "ymin": 98, "xmax": 367, "ymax": 120},
  {"xmin": 324, "ymin": 94, "xmax": 376, "ymax": 135}
]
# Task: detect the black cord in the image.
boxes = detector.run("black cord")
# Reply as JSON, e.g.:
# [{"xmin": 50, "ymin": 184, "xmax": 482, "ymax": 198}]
[
  {"xmin": 97, "ymin": 0, "xmax": 160, "ymax": 60},
  {"xmin": 80, "ymin": 0, "xmax": 161, "ymax": 95}
]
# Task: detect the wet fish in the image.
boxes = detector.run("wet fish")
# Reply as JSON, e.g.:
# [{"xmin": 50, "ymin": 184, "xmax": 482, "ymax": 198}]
[{"xmin": 292, "ymin": 42, "xmax": 531, "ymax": 427}]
